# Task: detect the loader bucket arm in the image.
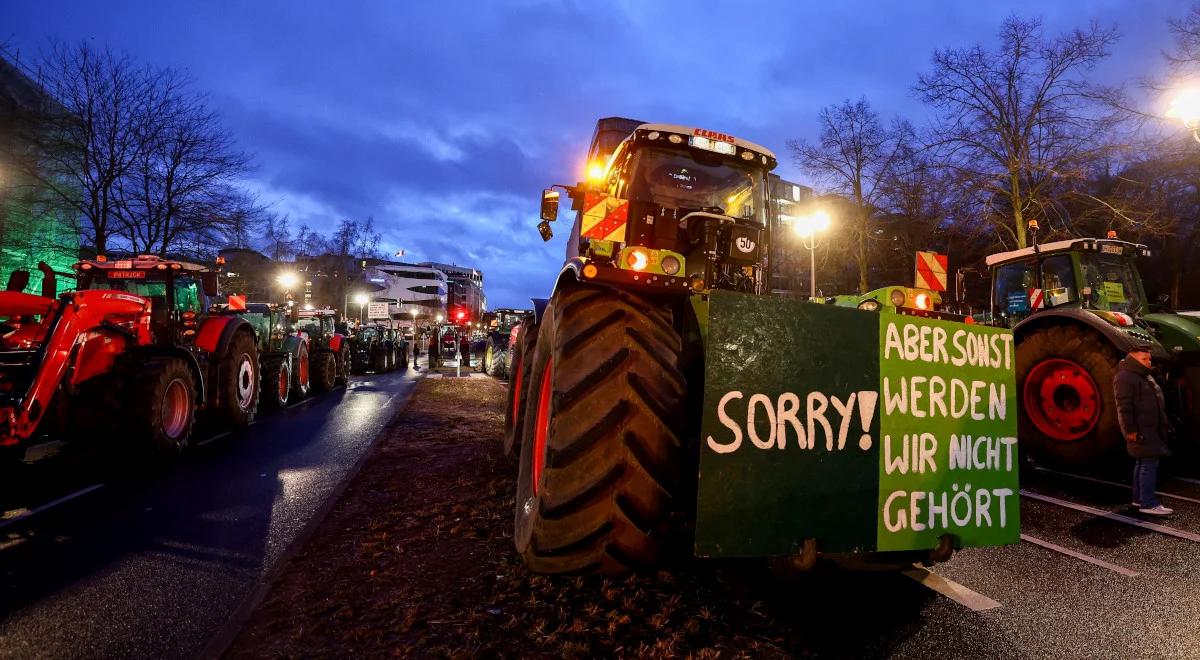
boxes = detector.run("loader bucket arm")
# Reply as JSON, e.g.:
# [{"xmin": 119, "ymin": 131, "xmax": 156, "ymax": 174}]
[{"xmin": 0, "ymin": 291, "xmax": 150, "ymax": 447}]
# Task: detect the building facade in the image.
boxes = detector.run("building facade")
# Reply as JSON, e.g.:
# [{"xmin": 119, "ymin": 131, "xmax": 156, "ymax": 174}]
[
  {"xmin": 418, "ymin": 262, "xmax": 486, "ymax": 324},
  {"xmin": 358, "ymin": 259, "xmax": 448, "ymax": 322},
  {"xmin": 767, "ymin": 174, "xmax": 814, "ymax": 294}
]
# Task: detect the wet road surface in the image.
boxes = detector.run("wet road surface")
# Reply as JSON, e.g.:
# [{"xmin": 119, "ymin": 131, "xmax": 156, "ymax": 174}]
[{"xmin": 0, "ymin": 365, "xmax": 420, "ymax": 659}]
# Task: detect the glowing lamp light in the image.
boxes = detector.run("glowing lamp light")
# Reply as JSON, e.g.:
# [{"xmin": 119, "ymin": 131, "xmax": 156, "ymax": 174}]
[
  {"xmin": 1167, "ymin": 88, "xmax": 1200, "ymax": 128},
  {"xmin": 456, "ymin": 311, "xmax": 466, "ymax": 321},
  {"xmin": 793, "ymin": 210, "xmax": 831, "ymax": 236},
  {"xmin": 277, "ymin": 272, "xmax": 299, "ymax": 289},
  {"xmin": 436, "ymin": 313, "xmax": 444, "ymax": 323},
  {"xmin": 586, "ymin": 161, "xmax": 605, "ymax": 181},
  {"xmin": 303, "ymin": 303, "xmax": 314, "ymax": 311},
  {"xmin": 353, "ymin": 293, "xmax": 369, "ymax": 306},
  {"xmin": 915, "ymin": 292, "xmax": 931, "ymax": 310},
  {"xmin": 626, "ymin": 249, "xmax": 649, "ymax": 271}
]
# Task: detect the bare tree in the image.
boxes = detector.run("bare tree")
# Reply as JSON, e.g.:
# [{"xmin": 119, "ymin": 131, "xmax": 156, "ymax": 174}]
[
  {"xmin": 915, "ymin": 16, "xmax": 1127, "ymax": 249},
  {"xmin": 17, "ymin": 42, "xmax": 178, "ymax": 255},
  {"xmin": 789, "ymin": 98, "xmax": 909, "ymax": 293},
  {"xmin": 114, "ymin": 88, "xmax": 255, "ymax": 256}
]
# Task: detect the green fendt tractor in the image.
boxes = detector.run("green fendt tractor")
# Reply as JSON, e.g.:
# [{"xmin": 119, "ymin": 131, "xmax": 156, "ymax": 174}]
[
  {"xmin": 226, "ymin": 302, "xmax": 312, "ymax": 409},
  {"xmin": 985, "ymin": 231, "xmax": 1200, "ymax": 465},
  {"xmin": 505, "ymin": 118, "xmax": 1020, "ymax": 575}
]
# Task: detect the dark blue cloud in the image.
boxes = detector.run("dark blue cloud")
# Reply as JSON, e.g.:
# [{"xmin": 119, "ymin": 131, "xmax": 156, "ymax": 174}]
[{"xmin": 0, "ymin": 0, "xmax": 1190, "ymax": 307}]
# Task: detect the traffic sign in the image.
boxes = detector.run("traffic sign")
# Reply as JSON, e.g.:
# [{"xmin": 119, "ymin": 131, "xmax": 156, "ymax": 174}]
[
  {"xmin": 915, "ymin": 251, "xmax": 948, "ymax": 291},
  {"xmin": 367, "ymin": 302, "xmax": 390, "ymax": 319}
]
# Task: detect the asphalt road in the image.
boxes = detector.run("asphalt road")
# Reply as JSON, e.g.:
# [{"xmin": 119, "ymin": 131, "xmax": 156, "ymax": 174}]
[
  {"xmin": 0, "ymin": 364, "xmax": 421, "ymax": 659},
  {"xmin": 782, "ymin": 463, "xmax": 1200, "ymax": 659}
]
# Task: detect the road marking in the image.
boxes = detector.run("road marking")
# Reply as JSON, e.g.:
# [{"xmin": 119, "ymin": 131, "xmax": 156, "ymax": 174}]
[
  {"xmin": 1020, "ymin": 533, "xmax": 1140, "ymax": 577},
  {"xmin": 1034, "ymin": 466, "xmax": 1200, "ymax": 505},
  {"xmin": 1020, "ymin": 490, "xmax": 1200, "ymax": 543},
  {"xmin": 1169, "ymin": 475, "xmax": 1200, "ymax": 487},
  {"xmin": 902, "ymin": 566, "xmax": 1002, "ymax": 611},
  {"xmin": 0, "ymin": 484, "xmax": 106, "ymax": 530}
]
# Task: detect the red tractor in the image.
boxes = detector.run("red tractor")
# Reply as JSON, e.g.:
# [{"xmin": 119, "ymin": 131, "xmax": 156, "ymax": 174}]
[
  {"xmin": 0, "ymin": 255, "xmax": 260, "ymax": 461},
  {"xmin": 295, "ymin": 308, "xmax": 351, "ymax": 392}
]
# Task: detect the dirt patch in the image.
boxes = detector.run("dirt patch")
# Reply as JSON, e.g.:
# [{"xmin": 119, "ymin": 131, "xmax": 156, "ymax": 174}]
[{"xmin": 228, "ymin": 377, "xmax": 931, "ymax": 659}]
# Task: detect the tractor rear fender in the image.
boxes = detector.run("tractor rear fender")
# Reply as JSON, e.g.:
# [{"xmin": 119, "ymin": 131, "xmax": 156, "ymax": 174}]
[
  {"xmin": 281, "ymin": 334, "xmax": 306, "ymax": 361},
  {"xmin": 196, "ymin": 316, "xmax": 256, "ymax": 402},
  {"xmin": 1013, "ymin": 308, "xmax": 1162, "ymax": 358},
  {"xmin": 328, "ymin": 334, "xmax": 346, "ymax": 353}
]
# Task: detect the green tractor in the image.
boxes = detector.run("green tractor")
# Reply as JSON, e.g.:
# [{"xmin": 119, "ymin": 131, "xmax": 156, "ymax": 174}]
[
  {"xmin": 505, "ymin": 119, "xmax": 1019, "ymax": 575},
  {"xmin": 225, "ymin": 302, "xmax": 312, "ymax": 409},
  {"xmin": 985, "ymin": 233, "xmax": 1200, "ymax": 465}
]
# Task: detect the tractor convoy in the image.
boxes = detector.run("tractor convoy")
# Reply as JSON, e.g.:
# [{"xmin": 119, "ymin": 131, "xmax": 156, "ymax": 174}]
[
  {"xmin": 0, "ymin": 255, "xmax": 261, "ymax": 460},
  {"xmin": 0, "ymin": 254, "xmax": 416, "ymax": 469}
]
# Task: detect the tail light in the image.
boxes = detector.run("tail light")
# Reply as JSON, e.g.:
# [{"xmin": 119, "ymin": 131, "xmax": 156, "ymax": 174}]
[
  {"xmin": 626, "ymin": 249, "xmax": 649, "ymax": 271},
  {"xmin": 915, "ymin": 293, "xmax": 931, "ymax": 310}
]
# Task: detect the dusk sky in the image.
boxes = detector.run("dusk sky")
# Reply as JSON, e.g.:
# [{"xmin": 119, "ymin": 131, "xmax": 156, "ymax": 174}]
[{"xmin": 1, "ymin": 1, "xmax": 1192, "ymax": 308}]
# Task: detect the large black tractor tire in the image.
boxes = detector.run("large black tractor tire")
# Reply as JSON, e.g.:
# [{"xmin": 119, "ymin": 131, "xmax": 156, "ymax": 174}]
[
  {"xmin": 214, "ymin": 331, "xmax": 260, "ymax": 430},
  {"xmin": 289, "ymin": 342, "xmax": 311, "ymax": 403},
  {"xmin": 478, "ymin": 344, "xmax": 491, "ymax": 373},
  {"xmin": 502, "ymin": 318, "xmax": 538, "ymax": 460},
  {"xmin": 383, "ymin": 341, "xmax": 396, "ymax": 372},
  {"xmin": 513, "ymin": 284, "xmax": 686, "ymax": 574},
  {"xmin": 127, "ymin": 356, "xmax": 197, "ymax": 459},
  {"xmin": 489, "ymin": 346, "xmax": 509, "ymax": 379},
  {"xmin": 371, "ymin": 346, "xmax": 388, "ymax": 373},
  {"xmin": 397, "ymin": 345, "xmax": 409, "ymax": 370},
  {"xmin": 335, "ymin": 345, "xmax": 351, "ymax": 386},
  {"xmin": 1016, "ymin": 324, "xmax": 1122, "ymax": 466},
  {"xmin": 261, "ymin": 356, "xmax": 291, "ymax": 410},
  {"xmin": 311, "ymin": 350, "xmax": 337, "ymax": 393}
]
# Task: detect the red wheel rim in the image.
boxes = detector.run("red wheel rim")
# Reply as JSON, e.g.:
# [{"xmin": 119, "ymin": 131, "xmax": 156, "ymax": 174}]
[
  {"xmin": 532, "ymin": 357, "xmax": 552, "ymax": 496},
  {"xmin": 1023, "ymin": 358, "xmax": 1100, "ymax": 441},
  {"xmin": 278, "ymin": 365, "xmax": 289, "ymax": 402},
  {"xmin": 299, "ymin": 353, "xmax": 309, "ymax": 387},
  {"xmin": 162, "ymin": 378, "xmax": 190, "ymax": 439}
]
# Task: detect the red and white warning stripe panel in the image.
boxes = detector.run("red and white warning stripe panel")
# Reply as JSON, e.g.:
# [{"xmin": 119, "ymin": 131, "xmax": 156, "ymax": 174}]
[
  {"xmin": 1028, "ymin": 288, "xmax": 1044, "ymax": 310},
  {"xmin": 914, "ymin": 251, "xmax": 948, "ymax": 292},
  {"xmin": 581, "ymin": 192, "xmax": 629, "ymax": 243}
]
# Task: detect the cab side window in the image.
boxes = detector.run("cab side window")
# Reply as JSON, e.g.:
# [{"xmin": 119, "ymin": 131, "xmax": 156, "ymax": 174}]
[
  {"xmin": 992, "ymin": 261, "xmax": 1035, "ymax": 327},
  {"xmin": 1039, "ymin": 255, "xmax": 1076, "ymax": 308}
]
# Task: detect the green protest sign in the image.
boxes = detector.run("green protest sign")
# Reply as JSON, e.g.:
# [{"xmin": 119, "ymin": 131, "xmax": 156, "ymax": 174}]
[{"xmin": 695, "ymin": 290, "xmax": 1019, "ymax": 557}]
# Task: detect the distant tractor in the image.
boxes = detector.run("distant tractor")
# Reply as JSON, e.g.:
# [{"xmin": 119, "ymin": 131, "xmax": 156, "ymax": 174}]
[
  {"xmin": 0, "ymin": 255, "xmax": 260, "ymax": 460},
  {"xmin": 350, "ymin": 322, "xmax": 408, "ymax": 373},
  {"xmin": 296, "ymin": 308, "xmax": 351, "ymax": 392},
  {"xmin": 986, "ymin": 233, "xmax": 1200, "ymax": 465},
  {"xmin": 479, "ymin": 308, "xmax": 531, "ymax": 378}
]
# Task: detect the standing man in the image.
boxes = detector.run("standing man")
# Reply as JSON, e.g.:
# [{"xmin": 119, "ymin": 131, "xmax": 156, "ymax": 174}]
[{"xmin": 1115, "ymin": 344, "xmax": 1173, "ymax": 516}]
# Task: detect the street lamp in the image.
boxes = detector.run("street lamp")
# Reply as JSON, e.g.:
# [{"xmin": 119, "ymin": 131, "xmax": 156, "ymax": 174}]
[
  {"xmin": 353, "ymin": 292, "xmax": 369, "ymax": 323},
  {"xmin": 1167, "ymin": 87, "xmax": 1200, "ymax": 143},
  {"xmin": 277, "ymin": 271, "xmax": 299, "ymax": 290},
  {"xmin": 790, "ymin": 210, "xmax": 832, "ymax": 299}
]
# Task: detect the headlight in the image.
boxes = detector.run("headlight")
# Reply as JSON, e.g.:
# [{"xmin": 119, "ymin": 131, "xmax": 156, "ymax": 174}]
[
  {"xmin": 625, "ymin": 249, "xmax": 649, "ymax": 271},
  {"xmin": 889, "ymin": 289, "xmax": 907, "ymax": 307},
  {"xmin": 661, "ymin": 255, "xmax": 681, "ymax": 275}
]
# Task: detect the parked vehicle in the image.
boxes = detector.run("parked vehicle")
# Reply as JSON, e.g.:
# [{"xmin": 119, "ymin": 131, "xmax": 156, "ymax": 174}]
[
  {"xmin": 296, "ymin": 308, "xmax": 350, "ymax": 392},
  {"xmin": 0, "ymin": 255, "xmax": 259, "ymax": 460}
]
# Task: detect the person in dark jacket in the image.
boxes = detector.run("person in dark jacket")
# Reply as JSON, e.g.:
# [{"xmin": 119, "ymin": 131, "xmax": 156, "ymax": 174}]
[
  {"xmin": 459, "ymin": 334, "xmax": 471, "ymax": 366},
  {"xmin": 428, "ymin": 331, "xmax": 440, "ymax": 369},
  {"xmin": 1114, "ymin": 344, "xmax": 1173, "ymax": 516}
]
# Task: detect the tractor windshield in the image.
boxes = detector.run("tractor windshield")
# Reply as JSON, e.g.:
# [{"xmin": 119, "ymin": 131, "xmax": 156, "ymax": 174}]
[
  {"xmin": 83, "ymin": 273, "xmax": 205, "ymax": 313},
  {"xmin": 1079, "ymin": 253, "xmax": 1144, "ymax": 315},
  {"xmin": 626, "ymin": 148, "xmax": 765, "ymax": 224}
]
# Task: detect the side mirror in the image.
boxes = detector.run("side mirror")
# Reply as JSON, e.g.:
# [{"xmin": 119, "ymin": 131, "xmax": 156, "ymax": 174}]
[
  {"xmin": 537, "ymin": 220, "xmax": 553, "ymax": 242},
  {"xmin": 201, "ymin": 272, "xmax": 219, "ymax": 297},
  {"xmin": 540, "ymin": 189, "xmax": 560, "ymax": 222}
]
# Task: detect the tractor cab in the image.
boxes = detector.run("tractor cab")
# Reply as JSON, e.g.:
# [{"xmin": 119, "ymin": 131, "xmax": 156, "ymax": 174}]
[
  {"xmin": 74, "ymin": 255, "xmax": 220, "ymax": 345},
  {"xmin": 986, "ymin": 238, "xmax": 1151, "ymax": 330},
  {"xmin": 541, "ymin": 121, "xmax": 779, "ymax": 295}
]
